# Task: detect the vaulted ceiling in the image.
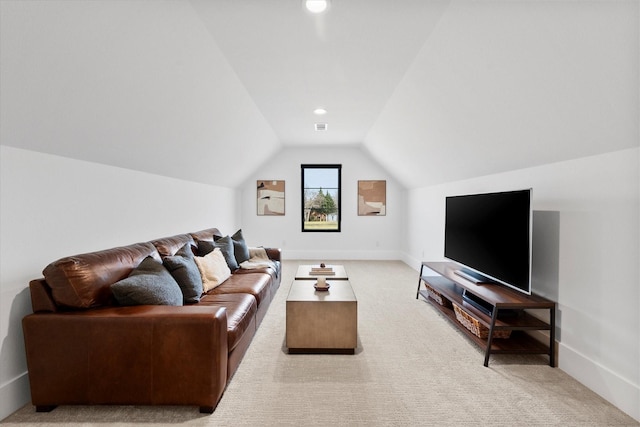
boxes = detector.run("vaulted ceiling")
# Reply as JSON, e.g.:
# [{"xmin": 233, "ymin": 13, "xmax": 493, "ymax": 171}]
[{"xmin": 1, "ymin": 1, "xmax": 637, "ymax": 189}]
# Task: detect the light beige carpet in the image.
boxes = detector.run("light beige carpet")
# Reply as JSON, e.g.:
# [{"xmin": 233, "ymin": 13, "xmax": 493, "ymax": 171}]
[{"xmin": 3, "ymin": 260, "xmax": 638, "ymax": 426}]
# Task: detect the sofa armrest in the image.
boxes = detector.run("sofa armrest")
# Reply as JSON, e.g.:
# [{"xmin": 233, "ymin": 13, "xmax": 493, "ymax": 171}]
[
  {"xmin": 23, "ymin": 305, "xmax": 228, "ymax": 411},
  {"xmin": 263, "ymin": 247, "xmax": 281, "ymax": 262},
  {"xmin": 29, "ymin": 279, "xmax": 58, "ymax": 313}
]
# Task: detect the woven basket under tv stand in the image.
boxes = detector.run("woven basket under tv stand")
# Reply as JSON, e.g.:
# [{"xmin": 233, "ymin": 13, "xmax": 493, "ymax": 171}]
[{"xmin": 416, "ymin": 261, "xmax": 556, "ymax": 367}]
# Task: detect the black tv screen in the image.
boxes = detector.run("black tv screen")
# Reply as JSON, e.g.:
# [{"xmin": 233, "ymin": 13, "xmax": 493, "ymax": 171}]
[{"xmin": 444, "ymin": 189, "xmax": 532, "ymax": 295}]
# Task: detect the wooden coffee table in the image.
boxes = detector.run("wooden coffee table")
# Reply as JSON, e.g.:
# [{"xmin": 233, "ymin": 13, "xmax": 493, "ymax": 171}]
[
  {"xmin": 294, "ymin": 264, "xmax": 348, "ymax": 280},
  {"xmin": 286, "ymin": 279, "xmax": 357, "ymax": 354}
]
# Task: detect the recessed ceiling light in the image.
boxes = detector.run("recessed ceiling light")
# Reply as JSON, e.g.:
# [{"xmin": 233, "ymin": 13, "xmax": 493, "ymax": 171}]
[
  {"xmin": 305, "ymin": 0, "xmax": 328, "ymax": 14},
  {"xmin": 313, "ymin": 108, "xmax": 327, "ymax": 115}
]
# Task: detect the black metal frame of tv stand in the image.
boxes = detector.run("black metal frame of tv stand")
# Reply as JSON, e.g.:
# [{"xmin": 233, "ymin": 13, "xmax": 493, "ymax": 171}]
[{"xmin": 416, "ymin": 261, "xmax": 556, "ymax": 367}]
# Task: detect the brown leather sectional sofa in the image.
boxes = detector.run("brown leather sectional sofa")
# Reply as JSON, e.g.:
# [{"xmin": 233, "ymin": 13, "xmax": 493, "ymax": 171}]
[{"xmin": 22, "ymin": 228, "xmax": 281, "ymax": 414}]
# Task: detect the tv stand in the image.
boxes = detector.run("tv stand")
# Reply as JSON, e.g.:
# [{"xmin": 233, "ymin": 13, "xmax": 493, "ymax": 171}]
[{"xmin": 416, "ymin": 261, "xmax": 556, "ymax": 367}]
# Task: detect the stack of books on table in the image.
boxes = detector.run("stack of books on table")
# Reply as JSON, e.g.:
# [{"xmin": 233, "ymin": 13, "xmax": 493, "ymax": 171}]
[{"xmin": 309, "ymin": 267, "xmax": 335, "ymax": 275}]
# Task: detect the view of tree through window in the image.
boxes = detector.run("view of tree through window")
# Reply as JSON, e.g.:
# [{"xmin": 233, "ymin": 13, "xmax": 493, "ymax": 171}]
[{"xmin": 301, "ymin": 164, "xmax": 341, "ymax": 232}]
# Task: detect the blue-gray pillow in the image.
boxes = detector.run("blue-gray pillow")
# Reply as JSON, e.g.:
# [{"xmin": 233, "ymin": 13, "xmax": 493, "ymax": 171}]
[
  {"xmin": 196, "ymin": 239, "xmax": 215, "ymax": 257},
  {"xmin": 230, "ymin": 229, "xmax": 250, "ymax": 265},
  {"xmin": 163, "ymin": 243, "xmax": 203, "ymax": 304},
  {"xmin": 111, "ymin": 256, "xmax": 183, "ymax": 306},
  {"xmin": 199, "ymin": 236, "xmax": 238, "ymax": 271}
]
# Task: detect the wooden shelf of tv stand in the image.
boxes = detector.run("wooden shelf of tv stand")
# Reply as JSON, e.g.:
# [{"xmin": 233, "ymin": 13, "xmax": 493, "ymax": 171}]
[{"xmin": 419, "ymin": 261, "xmax": 556, "ymax": 367}]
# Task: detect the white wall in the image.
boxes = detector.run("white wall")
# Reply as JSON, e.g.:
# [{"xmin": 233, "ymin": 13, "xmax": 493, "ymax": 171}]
[
  {"xmin": 0, "ymin": 145, "xmax": 237, "ymax": 420},
  {"xmin": 238, "ymin": 146, "xmax": 405, "ymax": 260},
  {"xmin": 402, "ymin": 147, "xmax": 640, "ymax": 421}
]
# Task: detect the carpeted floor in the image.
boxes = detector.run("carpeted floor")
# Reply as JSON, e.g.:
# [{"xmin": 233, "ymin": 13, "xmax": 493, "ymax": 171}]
[{"xmin": 3, "ymin": 260, "xmax": 638, "ymax": 426}]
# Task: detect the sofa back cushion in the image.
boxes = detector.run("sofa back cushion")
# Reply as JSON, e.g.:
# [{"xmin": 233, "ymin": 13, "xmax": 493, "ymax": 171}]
[
  {"xmin": 150, "ymin": 234, "xmax": 195, "ymax": 258},
  {"xmin": 189, "ymin": 228, "xmax": 223, "ymax": 243},
  {"xmin": 42, "ymin": 242, "xmax": 160, "ymax": 309}
]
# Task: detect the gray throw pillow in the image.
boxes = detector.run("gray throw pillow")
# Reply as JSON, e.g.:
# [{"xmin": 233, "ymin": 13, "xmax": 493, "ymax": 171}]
[
  {"xmin": 199, "ymin": 236, "xmax": 239, "ymax": 271},
  {"xmin": 196, "ymin": 239, "xmax": 215, "ymax": 257},
  {"xmin": 230, "ymin": 229, "xmax": 250, "ymax": 265},
  {"xmin": 163, "ymin": 243, "xmax": 203, "ymax": 303},
  {"xmin": 111, "ymin": 256, "xmax": 183, "ymax": 306}
]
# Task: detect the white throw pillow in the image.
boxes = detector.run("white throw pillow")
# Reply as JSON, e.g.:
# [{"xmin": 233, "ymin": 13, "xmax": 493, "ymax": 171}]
[{"xmin": 194, "ymin": 248, "xmax": 231, "ymax": 292}]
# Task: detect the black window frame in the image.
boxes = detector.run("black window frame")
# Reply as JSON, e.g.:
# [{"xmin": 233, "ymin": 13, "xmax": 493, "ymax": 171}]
[{"xmin": 301, "ymin": 164, "xmax": 342, "ymax": 232}]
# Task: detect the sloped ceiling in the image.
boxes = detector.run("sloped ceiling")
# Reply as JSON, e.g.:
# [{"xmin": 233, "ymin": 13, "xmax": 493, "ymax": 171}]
[
  {"xmin": 189, "ymin": 0, "xmax": 450, "ymax": 147},
  {"xmin": 365, "ymin": 0, "xmax": 639, "ymax": 187},
  {"xmin": 1, "ymin": 0, "xmax": 638, "ymax": 189},
  {"xmin": 0, "ymin": 0, "xmax": 280, "ymax": 188}
]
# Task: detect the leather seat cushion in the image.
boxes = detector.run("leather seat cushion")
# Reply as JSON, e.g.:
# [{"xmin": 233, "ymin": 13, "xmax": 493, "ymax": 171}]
[
  {"xmin": 234, "ymin": 266, "xmax": 279, "ymax": 286},
  {"xmin": 198, "ymin": 293, "xmax": 256, "ymax": 351},
  {"xmin": 207, "ymin": 272, "xmax": 271, "ymax": 307}
]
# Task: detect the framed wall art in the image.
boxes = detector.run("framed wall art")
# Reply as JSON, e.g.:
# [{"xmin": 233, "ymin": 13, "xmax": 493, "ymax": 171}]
[
  {"xmin": 357, "ymin": 180, "xmax": 386, "ymax": 216},
  {"xmin": 257, "ymin": 180, "xmax": 285, "ymax": 216}
]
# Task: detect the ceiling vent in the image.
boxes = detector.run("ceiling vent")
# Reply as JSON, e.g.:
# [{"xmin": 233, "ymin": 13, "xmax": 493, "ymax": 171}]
[{"xmin": 315, "ymin": 123, "xmax": 328, "ymax": 131}]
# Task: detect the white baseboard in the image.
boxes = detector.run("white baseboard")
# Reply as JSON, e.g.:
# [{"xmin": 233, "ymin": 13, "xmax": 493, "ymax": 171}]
[
  {"xmin": 282, "ymin": 249, "xmax": 401, "ymax": 260},
  {"xmin": 399, "ymin": 252, "xmax": 421, "ymax": 271},
  {"xmin": 0, "ymin": 371, "xmax": 30, "ymax": 421},
  {"xmin": 280, "ymin": 250, "xmax": 425, "ymax": 269},
  {"xmin": 559, "ymin": 342, "xmax": 639, "ymax": 422}
]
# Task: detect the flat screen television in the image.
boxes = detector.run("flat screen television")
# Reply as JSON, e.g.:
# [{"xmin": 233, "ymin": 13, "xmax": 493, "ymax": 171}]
[{"xmin": 444, "ymin": 188, "xmax": 532, "ymax": 295}]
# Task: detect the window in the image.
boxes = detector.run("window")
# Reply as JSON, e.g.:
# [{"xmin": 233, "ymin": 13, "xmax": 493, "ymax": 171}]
[{"xmin": 301, "ymin": 164, "xmax": 341, "ymax": 232}]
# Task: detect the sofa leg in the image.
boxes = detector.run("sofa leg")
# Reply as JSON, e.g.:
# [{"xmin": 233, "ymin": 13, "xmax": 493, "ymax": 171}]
[
  {"xmin": 199, "ymin": 406, "xmax": 214, "ymax": 414},
  {"xmin": 35, "ymin": 405, "xmax": 57, "ymax": 412}
]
